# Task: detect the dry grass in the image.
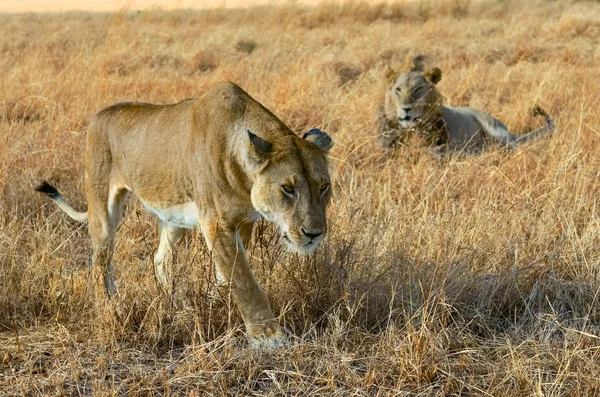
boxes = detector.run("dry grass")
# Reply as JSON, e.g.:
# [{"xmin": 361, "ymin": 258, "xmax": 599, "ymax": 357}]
[{"xmin": 2, "ymin": 0, "xmax": 600, "ymax": 395}]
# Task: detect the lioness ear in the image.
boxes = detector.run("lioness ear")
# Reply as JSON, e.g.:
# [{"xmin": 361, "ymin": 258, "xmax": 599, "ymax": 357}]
[
  {"xmin": 247, "ymin": 130, "xmax": 272, "ymax": 155},
  {"xmin": 424, "ymin": 67, "xmax": 442, "ymax": 85},
  {"xmin": 303, "ymin": 128, "xmax": 333, "ymax": 153},
  {"xmin": 384, "ymin": 65, "xmax": 397, "ymax": 84}
]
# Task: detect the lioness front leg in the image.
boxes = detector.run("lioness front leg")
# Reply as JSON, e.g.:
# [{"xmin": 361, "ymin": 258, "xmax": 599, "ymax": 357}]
[{"xmin": 201, "ymin": 219, "xmax": 285, "ymax": 349}]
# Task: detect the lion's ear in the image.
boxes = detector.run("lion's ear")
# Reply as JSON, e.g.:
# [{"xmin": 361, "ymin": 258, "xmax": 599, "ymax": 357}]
[
  {"xmin": 303, "ymin": 128, "xmax": 333, "ymax": 153},
  {"xmin": 247, "ymin": 130, "xmax": 273, "ymax": 156},
  {"xmin": 384, "ymin": 65, "xmax": 397, "ymax": 84},
  {"xmin": 424, "ymin": 67, "xmax": 442, "ymax": 85}
]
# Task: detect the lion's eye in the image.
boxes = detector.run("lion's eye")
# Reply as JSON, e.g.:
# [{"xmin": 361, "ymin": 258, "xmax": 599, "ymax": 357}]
[
  {"xmin": 395, "ymin": 87, "xmax": 402, "ymax": 93},
  {"xmin": 282, "ymin": 185, "xmax": 295, "ymax": 195},
  {"xmin": 320, "ymin": 183, "xmax": 330, "ymax": 195}
]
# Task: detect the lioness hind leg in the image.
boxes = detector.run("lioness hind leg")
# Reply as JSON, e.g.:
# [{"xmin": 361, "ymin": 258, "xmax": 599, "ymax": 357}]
[
  {"xmin": 85, "ymin": 123, "xmax": 130, "ymax": 297},
  {"xmin": 153, "ymin": 220, "xmax": 185, "ymax": 295},
  {"xmin": 87, "ymin": 184, "xmax": 128, "ymax": 297},
  {"xmin": 86, "ymin": 168, "xmax": 127, "ymax": 297}
]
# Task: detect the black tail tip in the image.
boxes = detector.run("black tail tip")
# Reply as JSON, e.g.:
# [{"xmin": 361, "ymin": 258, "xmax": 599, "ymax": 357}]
[
  {"xmin": 532, "ymin": 106, "xmax": 548, "ymax": 117},
  {"xmin": 35, "ymin": 181, "xmax": 60, "ymax": 199}
]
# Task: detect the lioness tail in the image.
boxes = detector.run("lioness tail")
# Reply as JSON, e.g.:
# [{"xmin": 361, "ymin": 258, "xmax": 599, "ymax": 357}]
[
  {"xmin": 514, "ymin": 106, "xmax": 555, "ymax": 144},
  {"xmin": 532, "ymin": 106, "xmax": 555, "ymax": 134},
  {"xmin": 35, "ymin": 181, "xmax": 88, "ymax": 223}
]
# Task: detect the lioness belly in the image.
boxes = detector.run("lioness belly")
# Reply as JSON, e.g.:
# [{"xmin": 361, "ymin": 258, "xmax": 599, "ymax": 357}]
[{"xmin": 141, "ymin": 201, "xmax": 199, "ymax": 229}]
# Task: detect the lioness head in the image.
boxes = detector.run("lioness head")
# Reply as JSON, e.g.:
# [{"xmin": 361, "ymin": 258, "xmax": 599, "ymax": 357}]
[
  {"xmin": 384, "ymin": 64, "xmax": 443, "ymax": 129},
  {"xmin": 246, "ymin": 128, "xmax": 333, "ymax": 254}
]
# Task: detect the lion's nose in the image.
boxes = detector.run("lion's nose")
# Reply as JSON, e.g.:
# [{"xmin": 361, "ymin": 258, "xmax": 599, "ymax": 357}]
[
  {"xmin": 301, "ymin": 228, "xmax": 323, "ymax": 239},
  {"xmin": 399, "ymin": 107, "xmax": 412, "ymax": 121}
]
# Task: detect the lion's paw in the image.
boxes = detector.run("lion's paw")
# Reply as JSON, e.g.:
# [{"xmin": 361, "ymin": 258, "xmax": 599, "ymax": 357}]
[{"xmin": 247, "ymin": 321, "xmax": 287, "ymax": 350}]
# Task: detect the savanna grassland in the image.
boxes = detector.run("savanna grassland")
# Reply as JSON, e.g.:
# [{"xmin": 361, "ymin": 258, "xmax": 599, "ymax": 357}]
[{"xmin": 2, "ymin": 1, "xmax": 600, "ymax": 395}]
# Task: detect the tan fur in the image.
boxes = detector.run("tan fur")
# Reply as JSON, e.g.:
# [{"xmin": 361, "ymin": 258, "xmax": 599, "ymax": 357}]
[
  {"xmin": 377, "ymin": 59, "xmax": 555, "ymax": 153},
  {"xmin": 36, "ymin": 81, "xmax": 333, "ymax": 349}
]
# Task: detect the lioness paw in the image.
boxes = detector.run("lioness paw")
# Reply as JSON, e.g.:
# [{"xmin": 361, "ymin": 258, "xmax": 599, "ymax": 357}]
[
  {"xmin": 247, "ymin": 321, "xmax": 287, "ymax": 350},
  {"xmin": 248, "ymin": 330, "xmax": 287, "ymax": 350}
]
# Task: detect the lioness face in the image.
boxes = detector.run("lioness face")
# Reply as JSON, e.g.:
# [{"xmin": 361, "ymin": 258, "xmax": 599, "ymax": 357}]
[
  {"xmin": 248, "ymin": 129, "xmax": 332, "ymax": 254},
  {"xmin": 385, "ymin": 67, "xmax": 443, "ymax": 129}
]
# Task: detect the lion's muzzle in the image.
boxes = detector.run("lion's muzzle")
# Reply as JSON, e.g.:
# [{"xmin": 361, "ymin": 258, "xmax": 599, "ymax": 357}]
[{"xmin": 282, "ymin": 225, "xmax": 326, "ymax": 254}]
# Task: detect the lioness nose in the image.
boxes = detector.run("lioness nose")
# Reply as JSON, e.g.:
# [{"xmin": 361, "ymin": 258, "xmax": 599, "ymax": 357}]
[
  {"xmin": 401, "ymin": 106, "xmax": 412, "ymax": 114},
  {"xmin": 302, "ymin": 228, "xmax": 323, "ymax": 239}
]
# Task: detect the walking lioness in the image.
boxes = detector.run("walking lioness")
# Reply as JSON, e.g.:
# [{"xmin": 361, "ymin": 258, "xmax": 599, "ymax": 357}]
[
  {"xmin": 35, "ymin": 81, "xmax": 333, "ymax": 349},
  {"xmin": 377, "ymin": 57, "xmax": 555, "ymax": 153}
]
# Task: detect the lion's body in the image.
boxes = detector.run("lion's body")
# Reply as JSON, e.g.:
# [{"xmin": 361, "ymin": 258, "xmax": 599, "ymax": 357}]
[
  {"xmin": 36, "ymin": 81, "xmax": 333, "ymax": 348},
  {"xmin": 377, "ymin": 63, "xmax": 555, "ymax": 153}
]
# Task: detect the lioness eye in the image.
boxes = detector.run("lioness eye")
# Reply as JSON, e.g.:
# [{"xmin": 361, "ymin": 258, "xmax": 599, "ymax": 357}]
[
  {"xmin": 282, "ymin": 185, "xmax": 295, "ymax": 195},
  {"xmin": 320, "ymin": 183, "xmax": 330, "ymax": 194},
  {"xmin": 395, "ymin": 87, "xmax": 402, "ymax": 93},
  {"xmin": 415, "ymin": 86, "xmax": 424, "ymax": 93}
]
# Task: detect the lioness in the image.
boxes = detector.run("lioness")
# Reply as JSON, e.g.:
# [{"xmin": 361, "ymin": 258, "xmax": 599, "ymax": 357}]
[
  {"xmin": 377, "ymin": 58, "xmax": 555, "ymax": 153},
  {"xmin": 35, "ymin": 81, "xmax": 333, "ymax": 349}
]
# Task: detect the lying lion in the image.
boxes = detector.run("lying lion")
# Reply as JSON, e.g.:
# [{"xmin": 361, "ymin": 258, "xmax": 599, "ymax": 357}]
[
  {"xmin": 35, "ymin": 81, "xmax": 333, "ymax": 349},
  {"xmin": 377, "ymin": 58, "xmax": 555, "ymax": 153}
]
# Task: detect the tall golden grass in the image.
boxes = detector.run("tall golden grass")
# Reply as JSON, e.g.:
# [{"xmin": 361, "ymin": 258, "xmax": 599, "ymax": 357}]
[{"xmin": 2, "ymin": 0, "xmax": 600, "ymax": 394}]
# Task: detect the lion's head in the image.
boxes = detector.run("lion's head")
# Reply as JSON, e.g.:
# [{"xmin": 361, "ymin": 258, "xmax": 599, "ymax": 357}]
[
  {"xmin": 245, "ymin": 128, "xmax": 332, "ymax": 254},
  {"xmin": 383, "ymin": 61, "xmax": 444, "ymax": 129}
]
